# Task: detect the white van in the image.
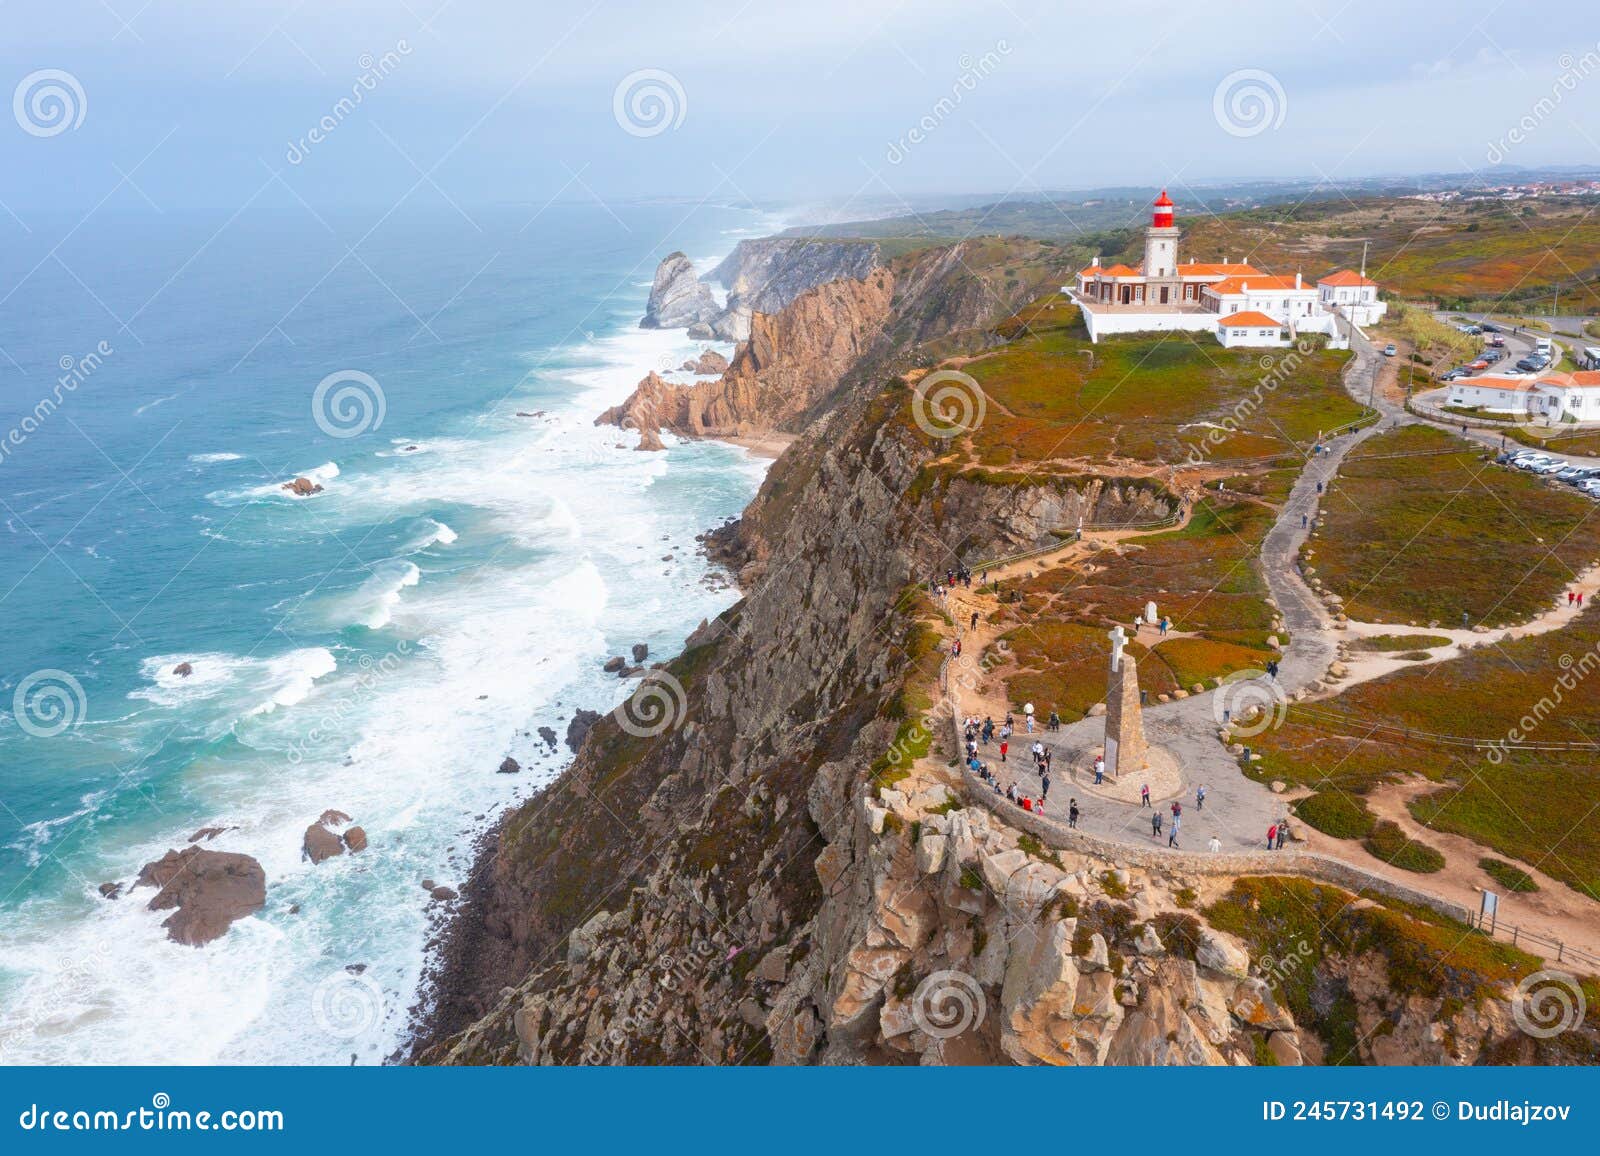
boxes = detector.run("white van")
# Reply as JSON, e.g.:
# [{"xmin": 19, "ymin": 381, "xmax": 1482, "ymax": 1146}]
[{"xmin": 1534, "ymin": 336, "xmax": 1554, "ymax": 355}]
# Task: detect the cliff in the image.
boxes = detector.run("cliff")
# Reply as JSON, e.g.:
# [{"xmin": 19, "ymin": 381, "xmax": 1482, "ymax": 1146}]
[
  {"xmin": 640, "ymin": 251, "xmax": 721, "ymax": 330},
  {"xmin": 410, "ymin": 231, "xmax": 1573, "ymax": 1067}
]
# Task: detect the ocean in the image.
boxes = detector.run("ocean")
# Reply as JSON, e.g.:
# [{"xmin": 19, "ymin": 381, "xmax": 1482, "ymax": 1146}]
[{"xmin": 0, "ymin": 199, "xmax": 779, "ymax": 1064}]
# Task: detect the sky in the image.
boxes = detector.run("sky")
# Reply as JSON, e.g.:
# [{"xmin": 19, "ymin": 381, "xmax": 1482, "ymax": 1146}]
[{"xmin": 3, "ymin": 0, "xmax": 1600, "ymax": 216}]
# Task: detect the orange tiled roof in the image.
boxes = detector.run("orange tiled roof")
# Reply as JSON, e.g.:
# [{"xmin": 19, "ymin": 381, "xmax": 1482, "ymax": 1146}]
[
  {"xmin": 1536, "ymin": 371, "xmax": 1600, "ymax": 389},
  {"xmin": 1097, "ymin": 263, "xmax": 1143, "ymax": 277},
  {"xmin": 1461, "ymin": 377, "xmax": 1537, "ymax": 392},
  {"xmin": 1206, "ymin": 275, "xmax": 1304, "ymax": 295},
  {"xmin": 1217, "ymin": 311, "xmax": 1284, "ymax": 328},
  {"xmin": 1318, "ymin": 270, "xmax": 1377, "ymax": 287}
]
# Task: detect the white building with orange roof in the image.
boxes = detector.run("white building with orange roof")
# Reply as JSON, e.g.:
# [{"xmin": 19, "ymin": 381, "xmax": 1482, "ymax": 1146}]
[
  {"xmin": 1446, "ymin": 371, "xmax": 1600, "ymax": 423},
  {"xmin": 1069, "ymin": 191, "xmax": 1370, "ymax": 348},
  {"xmin": 1317, "ymin": 269, "xmax": 1387, "ymax": 327}
]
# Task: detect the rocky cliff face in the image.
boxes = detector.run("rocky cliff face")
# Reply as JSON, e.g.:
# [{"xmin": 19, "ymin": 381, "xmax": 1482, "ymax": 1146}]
[
  {"xmin": 599, "ymin": 268, "xmax": 895, "ymax": 442},
  {"xmin": 411, "ymin": 232, "xmax": 1552, "ymax": 1067},
  {"xmin": 705, "ymin": 238, "xmax": 883, "ymax": 340},
  {"xmin": 640, "ymin": 252, "xmax": 721, "ymax": 330}
]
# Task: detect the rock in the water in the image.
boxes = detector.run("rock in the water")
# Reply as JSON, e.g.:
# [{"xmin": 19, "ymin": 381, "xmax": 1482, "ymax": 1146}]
[
  {"xmin": 498, "ymin": 756, "xmax": 521, "ymax": 775},
  {"xmin": 631, "ymin": 643, "xmax": 649, "ymax": 663},
  {"xmin": 134, "ymin": 847, "xmax": 266, "ymax": 946},
  {"xmin": 680, "ymin": 350, "xmax": 729, "ymax": 375},
  {"xmin": 639, "ymin": 252, "xmax": 720, "ymax": 330},
  {"xmin": 430, "ymin": 885, "xmax": 458, "ymax": 902},
  {"xmin": 283, "ymin": 476, "xmax": 323, "ymax": 496},
  {"xmin": 537, "ymin": 726, "xmax": 557, "ymax": 748},
  {"xmin": 173, "ymin": 662, "xmax": 193, "ymax": 677},
  {"xmin": 319, "ymin": 810, "xmax": 352, "ymax": 826},
  {"xmin": 566, "ymin": 709, "xmax": 600, "ymax": 753},
  {"xmin": 303, "ymin": 823, "xmax": 345, "ymax": 864},
  {"xmin": 635, "ymin": 427, "xmax": 665, "ymax": 452},
  {"xmin": 602, "ymin": 656, "xmax": 626, "ymax": 673},
  {"xmin": 187, "ymin": 825, "xmax": 235, "ymax": 843},
  {"xmin": 98, "ymin": 881, "xmax": 122, "ymax": 900},
  {"xmin": 342, "ymin": 826, "xmax": 368, "ymax": 853}
]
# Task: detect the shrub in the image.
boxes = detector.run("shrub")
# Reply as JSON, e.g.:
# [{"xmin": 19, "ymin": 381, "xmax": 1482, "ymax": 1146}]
[
  {"xmin": 1293, "ymin": 791, "xmax": 1376, "ymax": 840},
  {"xmin": 1363, "ymin": 820, "xmax": 1446, "ymax": 874},
  {"xmin": 1479, "ymin": 858, "xmax": 1539, "ymax": 893}
]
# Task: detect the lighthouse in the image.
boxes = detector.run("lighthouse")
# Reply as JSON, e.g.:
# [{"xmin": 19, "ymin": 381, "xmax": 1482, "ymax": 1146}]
[{"xmin": 1141, "ymin": 189, "xmax": 1181, "ymax": 302}]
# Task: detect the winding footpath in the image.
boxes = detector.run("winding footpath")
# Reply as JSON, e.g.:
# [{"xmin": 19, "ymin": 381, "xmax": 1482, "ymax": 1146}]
[{"xmin": 919, "ymin": 325, "xmax": 1600, "ymax": 962}]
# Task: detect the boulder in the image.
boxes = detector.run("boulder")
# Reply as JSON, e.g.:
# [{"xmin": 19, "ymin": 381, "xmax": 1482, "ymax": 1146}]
[
  {"xmin": 187, "ymin": 825, "xmax": 235, "ymax": 843},
  {"xmin": 498, "ymin": 756, "xmax": 520, "ymax": 774},
  {"xmin": 430, "ymin": 885, "xmax": 458, "ymax": 902},
  {"xmin": 602, "ymin": 656, "xmax": 626, "ymax": 673},
  {"xmin": 565, "ymin": 709, "xmax": 601, "ymax": 753},
  {"xmin": 680, "ymin": 350, "xmax": 729, "ymax": 375},
  {"xmin": 172, "ymin": 662, "xmax": 193, "ymax": 677},
  {"xmin": 134, "ymin": 847, "xmax": 266, "ymax": 946},
  {"xmin": 282, "ymin": 476, "xmax": 323, "ymax": 496},
  {"xmin": 1087, "ymin": 703, "xmax": 1107, "ymax": 717},
  {"xmin": 631, "ymin": 642, "xmax": 649, "ymax": 663},
  {"xmin": 1135, "ymin": 924, "xmax": 1166, "ymax": 955},
  {"xmin": 639, "ymin": 252, "xmax": 720, "ymax": 330},
  {"xmin": 98, "ymin": 881, "xmax": 122, "ymax": 900},
  {"xmin": 303, "ymin": 823, "xmax": 345, "ymax": 864},
  {"xmin": 342, "ymin": 826, "xmax": 368, "ymax": 853},
  {"xmin": 319, "ymin": 809, "xmax": 352, "ymax": 826},
  {"xmin": 536, "ymin": 726, "xmax": 557, "ymax": 748},
  {"xmin": 1195, "ymin": 927, "xmax": 1251, "ymax": 977}
]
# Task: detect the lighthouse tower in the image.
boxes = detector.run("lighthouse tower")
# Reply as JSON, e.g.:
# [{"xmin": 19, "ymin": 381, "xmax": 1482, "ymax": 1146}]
[{"xmin": 1141, "ymin": 190, "xmax": 1181, "ymax": 305}]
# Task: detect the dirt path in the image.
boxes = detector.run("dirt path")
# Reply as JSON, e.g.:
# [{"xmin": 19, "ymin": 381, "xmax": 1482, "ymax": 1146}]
[{"xmin": 1295, "ymin": 777, "xmax": 1600, "ymax": 964}]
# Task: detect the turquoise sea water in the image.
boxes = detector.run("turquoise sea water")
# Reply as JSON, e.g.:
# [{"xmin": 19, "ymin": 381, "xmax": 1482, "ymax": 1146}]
[{"xmin": 0, "ymin": 200, "xmax": 776, "ymax": 1063}]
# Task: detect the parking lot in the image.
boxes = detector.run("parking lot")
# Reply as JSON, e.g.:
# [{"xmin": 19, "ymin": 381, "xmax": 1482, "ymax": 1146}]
[{"xmin": 1496, "ymin": 447, "xmax": 1600, "ymax": 500}]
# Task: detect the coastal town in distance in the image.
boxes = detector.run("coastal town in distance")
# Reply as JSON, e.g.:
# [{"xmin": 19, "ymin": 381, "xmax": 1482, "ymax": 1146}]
[{"xmin": 1, "ymin": 2, "xmax": 1599, "ymax": 1116}]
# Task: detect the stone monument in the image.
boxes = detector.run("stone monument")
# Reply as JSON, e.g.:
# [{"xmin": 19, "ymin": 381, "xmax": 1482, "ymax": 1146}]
[{"xmin": 1103, "ymin": 625, "xmax": 1149, "ymax": 777}]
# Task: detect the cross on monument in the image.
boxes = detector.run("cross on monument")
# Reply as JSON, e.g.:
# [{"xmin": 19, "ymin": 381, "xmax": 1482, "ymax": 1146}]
[{"xmin": 1108, "ymin": 624, "xmax": 1128, "ymax": 672}]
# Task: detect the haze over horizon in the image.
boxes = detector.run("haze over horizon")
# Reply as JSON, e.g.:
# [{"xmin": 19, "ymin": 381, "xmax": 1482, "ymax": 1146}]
[{"xmin": 4, "ymin": 0, "xmax": 1600, "ymax": 219}]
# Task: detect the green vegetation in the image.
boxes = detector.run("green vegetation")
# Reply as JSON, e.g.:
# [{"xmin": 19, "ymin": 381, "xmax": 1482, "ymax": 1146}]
[
  {"xmin": 1248, "ymin": 606, "xmax": 1600, "ymax": 898},
  {"xmin": 1017, "ymin": 832, "xmax": 1063, "ymax": 868},
  {"xmin": 1309, "ymin": 425, "xmax": 1600, "ymax": 625},
  {"xmin": 1350, "ymin": 634, "xmax": 1453, "ymax": 652},
  {"xmin": 1205, "ymin": 877, "xmax": 1545, "ymax": 1063},
  {"xmin": 1362, "ymin": 820, "xmax": 1447, "ymax": 874},
  {"xmin": 1293, "ymin": 791, "xmax": 1376, "ymax": 839},
  {"xmin": 954, "ymin": 326, "xmax": 1358, "ymax": 469},
  {"xmin": 1479, "ymin": 858, "xmax": 1539, "ymax": 893},
  {"xmin": 1100, "ymin": 870, "xmax": 1129, "ymax": 899},
  {"xmin": 1505, "ymin": 425, "xmax": 1600, "ymax": 456}
]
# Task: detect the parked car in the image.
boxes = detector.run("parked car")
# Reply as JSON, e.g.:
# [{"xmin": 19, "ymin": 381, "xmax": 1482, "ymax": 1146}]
[
  {"xmin": 1383, "ymin": 343, "xmax": 1398, "ymax": 357},
  {"xmin": 1440, "ymin": 367, "xmax": 1471, "ymax": 381},
  {"xmin": 1467, "ymin": 359, "xmax": 1490, "ymax": 371},
  {"xmin": 1513, "ymin": 454, "xmax": 1556, "ymax": 470},
  {"xmin": 1515, "ymin": 358, "xmax": 1540, "ymax": 372},
  {"xmin": 1583, "ymin": 479, "xmax": 1600, "ymax": 498},
  {"xmin": 1555, "ymin": 466, "xmax": 1590, "ymax": 482},
  {"xmin": 1533, "ymin": 459, "xmax": 1569, "ymax": 475},
  {"xmin": 1562, "ymin": 467, "xmax": 1600, "ymax": 486},
  {"xmin": 1481, "ymin": 322, "xmax": 1500, "ymax": 333},
  {"xmin": 1488, "ymin": 335, "xmax": 1506, "ymax": 347},
  {"xmin": 1483, "ymin": 350, "xmax": 1503, "ymax": 364}
]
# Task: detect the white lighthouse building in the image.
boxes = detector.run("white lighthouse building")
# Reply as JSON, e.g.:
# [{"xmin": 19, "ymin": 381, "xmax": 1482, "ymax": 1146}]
[{"xmin": 1068, "ymin": 191, "xmax": 1377, "ymax": 347}]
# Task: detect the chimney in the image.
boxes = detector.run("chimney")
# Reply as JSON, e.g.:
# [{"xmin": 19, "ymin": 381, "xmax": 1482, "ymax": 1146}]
[
  {"xmin": 1092, "ymin": 255, "xmax": 1101, "ymax": 267},
  {"xmin": 1295, "ymin": 271, "xmax": 1302, "ymax": 289}
]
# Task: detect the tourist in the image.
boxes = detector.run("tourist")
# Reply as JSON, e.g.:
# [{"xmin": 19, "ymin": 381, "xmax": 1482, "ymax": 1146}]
[
  {"xmin": 1040, "ymin": 770, "xmax": 1051, "ymax": 800},
  {"xmin": 1301, "ymin": 513, "xmax": 1308, "ymax": 529},
  {"xmin": 970, "ymin": 610, "xmax": 979, "ymax": 630},
  {"xmin": 1316, "ymin": 481, "xmax": 1324, "ymax": 495},
  {"xmin": 1140, "ymin": 783, "xmax": 1150, "ymax": 807},
  {"xmin": 1151, "ymin": 811, "xmax": 1163, "ymax": 836},
  {"xmin": 999, "ymin": 740, "xmax": 1008, "ymax": 763},
  {"xmin": 1160, "ymin": 616, "xmax": 1170, "ymax": 637},
  {"xmin": 1196, "ymin": 784, "xmax": 1207, "ymax": 810},
  {"xmin": 1006, "ymin": 782, "xmax": 1019, "ymax": 803},
  {"xmin": 1276, "ymin": 821, "xmax": 1289, "ymax": 850},
  {"xmin": 1171, "ymin": 800, "xmax": 1181, "ymax": 818},
  {"xmin": 1047, "ymin": 710, "xmax": 1060, "ymax": 731},
  {"xmin": 1068, "ymin": 799, "xmax": 1080, "ymax": 829},
  {"xmin": 1569, "ymin": 591, "xmax": 1576, "ymax": 607},
  {"xmin": 982, "ymin": 717, "xmax": 994, "ymax": 744},
  {"xmin": 1168, "ymin": 815, "xmax": 1181, "ymax": 848},
  {"xmin": 1208, "ymin": 835, "xmax": 1222, "ymax": 853},
  {"xmin": 1093, "ymin": 754, "xmax": 1105, "ymax": 784},
  {"xmin": 1266, "ymin": 823, "xmax": 1277, "ymax": 850}
]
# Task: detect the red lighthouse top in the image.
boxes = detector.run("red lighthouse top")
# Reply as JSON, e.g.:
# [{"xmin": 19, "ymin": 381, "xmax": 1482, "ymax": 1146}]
[{"xmin": 1152, "ymin": 189, "xmax": 1174, "ymax": 228}]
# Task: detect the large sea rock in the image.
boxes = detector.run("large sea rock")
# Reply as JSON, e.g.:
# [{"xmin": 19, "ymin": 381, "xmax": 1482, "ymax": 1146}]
[
  {"xmin": 639, "ymin": 252, "xmax": 720, "ymax": 330},
  {"xmin": 135, "ymin": 847, "xmax": 267, "ymax": 946}
]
